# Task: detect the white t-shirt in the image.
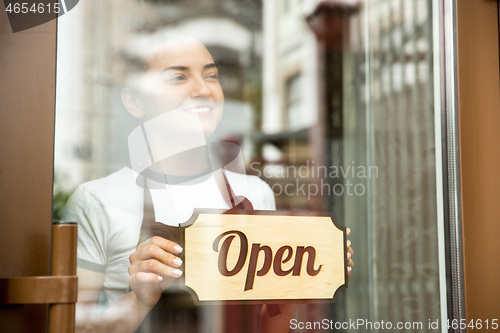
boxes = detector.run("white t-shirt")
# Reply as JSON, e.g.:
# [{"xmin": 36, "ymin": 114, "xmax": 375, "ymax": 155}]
[{"xmin": 62, "ymin": 167, "xmax": 275, "ymax": 307}]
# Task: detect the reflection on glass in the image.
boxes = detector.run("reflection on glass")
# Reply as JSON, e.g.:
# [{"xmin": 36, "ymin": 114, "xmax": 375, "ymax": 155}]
[
  {"xmin": 363, "ymin": 0, "xmax": 439, "ymax": 328},
  {"xmin": 54, "ymin": 0, "xmax": 443, "ymax": 332}
]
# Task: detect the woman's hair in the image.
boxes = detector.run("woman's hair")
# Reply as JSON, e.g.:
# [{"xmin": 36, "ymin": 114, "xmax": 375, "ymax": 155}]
[{"xmin": 115, "ymin": 31, "xmax": 199, "ymax": 88}]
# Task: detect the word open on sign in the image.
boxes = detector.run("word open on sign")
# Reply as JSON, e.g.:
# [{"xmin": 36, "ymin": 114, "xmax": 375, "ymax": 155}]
[
  {"xmin": 213, "ymin": 230, "xmax": 322, "ymax": 291},
  {"xmin": 183, "ymin": 212, "xmax": 346, "ymax": 302}
]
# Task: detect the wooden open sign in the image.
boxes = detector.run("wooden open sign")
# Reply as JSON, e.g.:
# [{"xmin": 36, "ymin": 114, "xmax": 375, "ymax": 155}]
[{"xmin": 180, "ymin": 210, "xmax": 347, "ymax": 302}]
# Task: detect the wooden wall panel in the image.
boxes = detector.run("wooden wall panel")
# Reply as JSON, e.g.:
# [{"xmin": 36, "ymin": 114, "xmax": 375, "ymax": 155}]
[
  {"xmin": 456, "ymin": 0, "xmax": 500, "ymax": 323},
  {"xmin": 0, "ymin": 10, "xmax": 57, "ymax": 333}
]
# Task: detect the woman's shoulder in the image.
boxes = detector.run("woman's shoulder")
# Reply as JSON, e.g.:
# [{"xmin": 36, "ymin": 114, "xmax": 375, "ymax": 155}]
[
  {"xmin": 79, "ymin": 167, "xmax": 138, "ymax": 192},
  {"xmin": 68, "ymin": 167, "xmax": 142, "ymax": 210}
]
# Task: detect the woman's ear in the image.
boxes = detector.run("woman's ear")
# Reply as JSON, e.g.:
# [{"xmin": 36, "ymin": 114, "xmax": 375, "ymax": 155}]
[{"xmin": 121, "ymin": 87, "xmax": 144, "ymax": 119}]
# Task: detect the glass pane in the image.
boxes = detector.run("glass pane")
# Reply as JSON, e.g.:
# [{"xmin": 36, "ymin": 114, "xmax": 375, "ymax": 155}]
[
  {"xmin": 54, "ymin": 0, "xmax": 446, "ymax": 332},
  {"xmin": 361, "ymin": 0, "xmax": 441, "ymax": 326}
]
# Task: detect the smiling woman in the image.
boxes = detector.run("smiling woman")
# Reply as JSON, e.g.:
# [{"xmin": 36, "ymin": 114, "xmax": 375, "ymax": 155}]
[
  {"xmin": 121, "ymin": 37, "xmax": 224, "ymax": 136},
  {"xmin": 60, "ymin": 33, "xmax": 314, "ymax": 332}
]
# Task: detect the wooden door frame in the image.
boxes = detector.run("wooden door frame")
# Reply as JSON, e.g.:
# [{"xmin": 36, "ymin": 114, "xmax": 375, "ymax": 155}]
[
  {"xmin": 456, "ymin": 0, "xmax": 500, "ymax": 324},
  {"xmin": 0, "ymin": 11, "xmax": 57, "ymax": 333}
]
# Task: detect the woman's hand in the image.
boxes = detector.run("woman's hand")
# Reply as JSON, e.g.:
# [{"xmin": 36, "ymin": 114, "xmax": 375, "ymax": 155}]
[
  {"xmin": 128, "ymin": 236, "xmax": 184, "ymax": 309},
  {"xmin": 346, "ymin": 228, "xmax": 354, "ymax": 281}
]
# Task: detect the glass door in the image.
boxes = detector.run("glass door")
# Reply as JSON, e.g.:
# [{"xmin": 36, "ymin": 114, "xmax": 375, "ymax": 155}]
[{"xmin": 53, "ymin": 0, "xmax": 463, "ymax": 332}]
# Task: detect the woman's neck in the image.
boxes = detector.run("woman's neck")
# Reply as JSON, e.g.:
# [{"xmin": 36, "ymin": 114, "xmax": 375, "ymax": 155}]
[{"xmin": 150, "ymin": 147, "xmax": 210, "ymax": 176}]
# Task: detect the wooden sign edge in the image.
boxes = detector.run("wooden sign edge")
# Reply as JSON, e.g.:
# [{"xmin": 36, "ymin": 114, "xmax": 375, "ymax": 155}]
[{"xmin": 177, "ymin": 208, "xmax": 349, "ymax": 305}]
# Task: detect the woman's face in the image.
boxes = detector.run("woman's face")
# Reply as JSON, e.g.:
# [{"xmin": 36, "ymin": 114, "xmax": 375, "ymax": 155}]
[{"xmin": 133, "ymin": 38, "xmax": 224, "ymax": 136}]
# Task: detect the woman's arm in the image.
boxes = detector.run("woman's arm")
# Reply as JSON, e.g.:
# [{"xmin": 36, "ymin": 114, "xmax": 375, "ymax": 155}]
[
  {"xmin": 75, "ymin": 236, "xmax": 183, "ymax": 333},
  {"xmin": 75, "ymin": 268, "xmax": 153, "ymax": 333}
]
